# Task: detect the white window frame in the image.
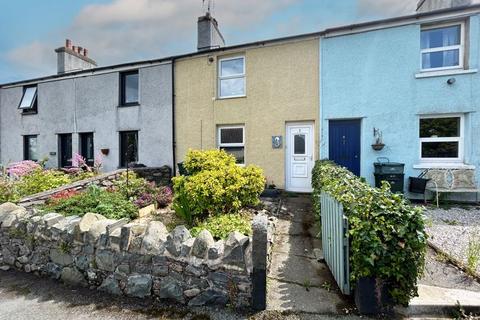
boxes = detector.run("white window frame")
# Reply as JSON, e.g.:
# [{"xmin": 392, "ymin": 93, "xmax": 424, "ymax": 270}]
[
  {"xmin": 218, "ymin": 56, "xmax": 246, "ymax": 99},
  {"xmin": 420, "ymin": 21, "xmax": 465, "ymax": 72},
  {"xmin": 217, "ymin": 125, "xmax": 245, "ymax": 164},
  {"xmin": 419, "ymin": 113, "xmax": 464, "ymax": 163}
]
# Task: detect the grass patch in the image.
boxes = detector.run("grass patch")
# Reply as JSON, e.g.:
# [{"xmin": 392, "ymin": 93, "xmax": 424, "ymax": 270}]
[{"xmin": 466, "ymin": 233, "xmax": 480, "ymax": 276}]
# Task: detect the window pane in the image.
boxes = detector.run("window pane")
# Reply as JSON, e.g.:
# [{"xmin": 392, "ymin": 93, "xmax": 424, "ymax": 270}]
[
  {"xmin": 422, "ymin": 142, "xmax": 459, "ymax": 158},
  {"xmin": 420, "ymin": 117, "xmax": 460, "ymax": 138},
  {"xmin": 81, "ymin": 133, "xmax": 94, "ymax": 165},
  {"xmin": 422, "ymin": 50, "xmax": 459, "ymax": 69},
  {"xmin": 220, "ymin": 147, "xmax": 244, "ymax": 164},
  {"xmin": 294, "ymin": 134, "xmax": 306, "ymax": 155},
  {"xmin": 220, "ymin": 58, "xmax": 244, "ymax": 77},
  {"xmin": 220, "ymin": 128, "xmax": 243, "ymax": 144},
  {"xmin": 421, "ymin": 25, "xmax": 460, "ymax": 49},
  {"xmin": 28, "ymin": 137, "xmax": 38, "ymax": 161},
  {"xmin": 123, "ymin": 73, "xmax": 139, "ymax": 104},
  {"xmin": 120, "ymin": 131, "xmax": 138, "ymax": 167},
  {"xmin": 19, "ymin": 87, "xmax": 37, "ymax": 109},
  {"xmin": 220, "ymin": 78, "xmax": 245, "ymax": 97}
]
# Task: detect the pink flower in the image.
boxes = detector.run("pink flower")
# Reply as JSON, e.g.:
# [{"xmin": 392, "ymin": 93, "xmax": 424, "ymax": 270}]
[
  {"xmin": 7, "ymin": 161, "xmax": 41, "ymax": 177},
  {"xmin": 72, "ymin": 153, "xmax": 87, "ymax": 168}
]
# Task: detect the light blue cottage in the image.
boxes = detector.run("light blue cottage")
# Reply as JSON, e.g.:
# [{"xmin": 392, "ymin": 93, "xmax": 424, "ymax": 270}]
[{"xmin": 320, "ymin": 3, "xmax": 480, "ymax": 200}]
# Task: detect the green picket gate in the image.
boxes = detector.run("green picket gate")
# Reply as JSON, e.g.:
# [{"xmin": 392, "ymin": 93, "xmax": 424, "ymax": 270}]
[{"xmin": 320, "ymin": 191, "xmax": 350, "ymax": 295}]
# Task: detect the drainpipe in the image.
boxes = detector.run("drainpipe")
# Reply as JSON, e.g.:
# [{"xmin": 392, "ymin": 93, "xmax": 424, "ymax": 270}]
[{"xmin": 171, "ymin": 61, "xmax": 176, "ymax": 176}]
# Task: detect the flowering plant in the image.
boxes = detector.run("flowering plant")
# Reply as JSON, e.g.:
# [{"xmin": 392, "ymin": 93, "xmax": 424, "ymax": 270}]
[
  {"xmin": 156, "ymin": 186, "xmax": 173, "ymax": 208},
  {"xmin": 133, "ymin": 192, "xmax": 155, "ymax": 208},
  {"xmin": 7, "ymin": 161, "xmax": 41, "ymax": 178}
]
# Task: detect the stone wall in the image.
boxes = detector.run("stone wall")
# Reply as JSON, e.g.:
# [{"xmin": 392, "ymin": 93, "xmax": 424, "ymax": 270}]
[
  {"xmin": 0, "ymin": 203, "xmax": 254, "ymax": 307},
  {"xmin": 132, "ymin": 166, "xmax": 172, "ymax": 186},
  {"xmin": 18, "ymin": 170, "xmax": 126, "ymax": 208}
]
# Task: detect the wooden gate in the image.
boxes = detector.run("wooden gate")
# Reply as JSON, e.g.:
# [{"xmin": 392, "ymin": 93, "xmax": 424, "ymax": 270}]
[{"xmin": 321, "ymin": 191, "xmax": 350, "ymax": 295}]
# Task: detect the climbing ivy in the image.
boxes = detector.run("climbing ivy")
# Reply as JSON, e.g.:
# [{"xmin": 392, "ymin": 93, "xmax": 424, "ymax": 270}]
[{"xmin": 312, "ymin": 160, "xmax": 427, "ymax": 306}]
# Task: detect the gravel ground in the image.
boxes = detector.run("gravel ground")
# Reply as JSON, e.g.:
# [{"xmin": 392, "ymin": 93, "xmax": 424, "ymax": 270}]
[{"xmin": 424, "ymin": 206, "xmax": 480, "ymax": 275}]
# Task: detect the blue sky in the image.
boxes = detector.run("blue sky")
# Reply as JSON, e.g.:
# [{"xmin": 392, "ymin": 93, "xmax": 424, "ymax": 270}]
[{"xmin": 0, "ymin": 0, "xmax": 416, "ymax": 84}]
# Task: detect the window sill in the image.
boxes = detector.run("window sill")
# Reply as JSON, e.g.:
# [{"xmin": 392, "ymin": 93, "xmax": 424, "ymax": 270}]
[
  {"xmin": 118, "ymin": 103, "xmax": 140, "ymax": 108},
  {"xmin": 413, "ymin": 163, "xmax": 475, "ymax": 169},
  {"xmin": 21, "ymin": 111, "xmax": 38, "ymax": 115},
  {"xmin": 415, "ymin": 69, "xmax": 478, "ymax": 79},
  {"xmin": 216, "ymin": 95, "xmax": 247, "ymax": 101}
]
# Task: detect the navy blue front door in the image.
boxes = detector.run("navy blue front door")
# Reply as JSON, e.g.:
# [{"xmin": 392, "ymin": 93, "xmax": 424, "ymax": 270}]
[{"xmin": 329, "ymin": 120, "xmax": 361, "ymax": 176}]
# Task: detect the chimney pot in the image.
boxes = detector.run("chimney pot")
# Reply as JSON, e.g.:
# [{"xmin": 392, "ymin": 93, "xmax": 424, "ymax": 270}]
[
  {"xmin": 66, "ymin": 39, "xmax": 72, "ymax": 49},
  {"xmin": 77, "ymin": 46, "xmax": 82, "ymax": 54},
  {"xmin": 83, "ymin": 48, "xmax": 88, "ymax": 57},
  {"xmin": 72, "ymin": 45, "xmax": 77, "ymax": 52}
]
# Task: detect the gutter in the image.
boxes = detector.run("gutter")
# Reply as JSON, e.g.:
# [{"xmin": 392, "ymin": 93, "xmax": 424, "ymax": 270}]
[{"xmin": 171, "ymin": 61, "xmax": 176, "ymax": 177}]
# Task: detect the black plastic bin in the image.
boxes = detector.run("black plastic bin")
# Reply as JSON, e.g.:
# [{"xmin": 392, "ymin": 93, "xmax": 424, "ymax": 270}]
[
  {"xmin": 374, "ymin": 162, "xmax": 405, "ymax": 174},
  {"xmin": 374, "ymin": 173, "xmax": 405, "ymax": 193}
]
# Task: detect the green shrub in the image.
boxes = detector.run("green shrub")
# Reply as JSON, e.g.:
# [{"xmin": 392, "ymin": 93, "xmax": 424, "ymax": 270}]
[
  {"xmin": 17, "ymin": 169, "xmax": 72, "ymax": 197},
  {"xmin": 312, "ymin": 160, "xmax": 427, "ymax": 306},
  {"xmin": 112, "ymin": 171, "xmax": 156, "ymax": 199},
  {"xmin": 191, "ymin": 213, "xmax": 252, "ymax": 240},
  {"xmin": 42, "ymin": 185, "xmax": 138, "ymax": 220},
  {"xmin": 0, "ymin": 177, "xmax": 20, "ymax": 203},
  {"xmin": 173, "ymin": 149, "xmax": 265, "ymax": 219}
]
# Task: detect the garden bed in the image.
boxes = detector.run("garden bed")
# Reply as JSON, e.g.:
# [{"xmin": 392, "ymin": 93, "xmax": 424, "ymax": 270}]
[{"xmin": 0, "ymin": 156, "xmax": 101, "ymax": 205}]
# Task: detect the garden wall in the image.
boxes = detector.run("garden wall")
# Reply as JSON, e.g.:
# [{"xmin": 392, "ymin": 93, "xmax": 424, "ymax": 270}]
[
  {"xmin": 132, "ymin": 166, "xmax": 172, "ymax": 186},
  {"xmin": 0, "ymin": 202, "xmax": 259, "ymax": 307}
]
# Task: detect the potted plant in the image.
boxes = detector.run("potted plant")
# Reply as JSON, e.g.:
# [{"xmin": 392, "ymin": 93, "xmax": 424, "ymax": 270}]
[
  {"xmin": 261, "ymin": 182, "xmax": 280, "ymax": 197},
  {"xmin": 371, "ymin": 129, "xmax": 385, "ymax": 151}
]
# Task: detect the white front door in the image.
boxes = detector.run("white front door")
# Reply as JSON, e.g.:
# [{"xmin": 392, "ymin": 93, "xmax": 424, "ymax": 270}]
[{"xmin": 286, "ymin": 123, "xmax": 314, "ymax": 192}]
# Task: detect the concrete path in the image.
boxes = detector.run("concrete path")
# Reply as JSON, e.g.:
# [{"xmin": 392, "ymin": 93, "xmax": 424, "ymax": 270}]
[{"xmin": 266, "ymin": 195, "xmax": 353, "ymax": 315}]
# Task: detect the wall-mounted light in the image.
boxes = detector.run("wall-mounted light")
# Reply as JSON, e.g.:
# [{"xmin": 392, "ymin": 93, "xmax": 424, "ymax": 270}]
[{"xmin": 447, "ymin": 77, "xmax": 456, "ymax": 85}]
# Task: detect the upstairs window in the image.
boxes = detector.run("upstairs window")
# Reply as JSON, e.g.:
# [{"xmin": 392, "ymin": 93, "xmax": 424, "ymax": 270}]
[
  {"xmin": 421, "ymin": 23, "xmax": 464, "ymax": 71},
  {"xmin": 218, "ymin": 56, "xmax": 245, "ymax": 98},
  {"xmin": 218, "ymin": 125, "xmax": 245, "ymax": 165},
  {"xmin": 24, "ymin": 135, "xmax": 38, "ymax": 161},
  {"xmin": 18, "ymin": 85, "xmax": 38, "ymax": 113},
  {"xmin": 419, "ymin": 115, "xmax": 463, "ymax": 162},
  {"xmin": 120, "ymin": 70, "xmax": 139, "ymax": 106}
]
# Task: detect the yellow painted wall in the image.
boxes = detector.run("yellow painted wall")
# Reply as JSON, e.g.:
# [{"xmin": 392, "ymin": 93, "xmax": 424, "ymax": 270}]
[{"xmin": 174, "ymin": 38, "xmax": 319, "ymax": 189}]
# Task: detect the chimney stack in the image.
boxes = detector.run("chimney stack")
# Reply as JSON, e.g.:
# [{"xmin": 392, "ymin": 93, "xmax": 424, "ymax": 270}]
[
  {"xmin": 417, "ymin": 0, "xmax": 474, "ymax": 12},
  {"xmin": 197, "ymin": 12, "xmax": 225, "ymax": 51},
  {"xmin": 55, "ymin": 39, "xmax": 97, "ymax": 74}
]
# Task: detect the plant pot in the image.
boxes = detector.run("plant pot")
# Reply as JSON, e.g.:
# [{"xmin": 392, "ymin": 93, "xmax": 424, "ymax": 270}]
[
  {"xmin": 409, "ymin": 177, "xmax": 430, "ymax": 194},
  {"xmin": 261, "ymin": 188, "xmax": 280, "ymax": 198},
  {"xmin": 371, "ymin": 143, "xmax": 385, "ymax": 151},
  {"xmin": 354, "ymin": 277, "xmax": 393, "ymax": 315}
]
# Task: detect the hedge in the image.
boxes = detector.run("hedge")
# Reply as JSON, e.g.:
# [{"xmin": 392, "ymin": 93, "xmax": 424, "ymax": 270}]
[{"xmin": 312, "ymin": 160, "xmax": 427, "ymax": 306}]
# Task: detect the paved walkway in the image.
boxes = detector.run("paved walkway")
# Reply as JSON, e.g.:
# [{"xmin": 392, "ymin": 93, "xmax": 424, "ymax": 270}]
[{"xmin": 266, "ymin": 196, "xmax": 353, "ymax": 315}]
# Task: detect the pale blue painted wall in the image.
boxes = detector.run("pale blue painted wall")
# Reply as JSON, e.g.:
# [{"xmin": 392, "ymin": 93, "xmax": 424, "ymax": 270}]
[{"xmin": 320, "ymin": 14, "xmax": 480, "ymax": 198}]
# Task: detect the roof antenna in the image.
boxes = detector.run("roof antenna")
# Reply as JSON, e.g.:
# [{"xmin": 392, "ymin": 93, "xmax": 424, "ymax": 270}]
[{"xmin": 202, "ymin": 0, "xmax": 214, "ymax": 16}]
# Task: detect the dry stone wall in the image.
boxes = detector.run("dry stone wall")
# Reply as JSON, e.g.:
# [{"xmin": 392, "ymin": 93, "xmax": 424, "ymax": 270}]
[{"xmin": 0, "ymin": 202, "xmax": 255, "ymax": 307}]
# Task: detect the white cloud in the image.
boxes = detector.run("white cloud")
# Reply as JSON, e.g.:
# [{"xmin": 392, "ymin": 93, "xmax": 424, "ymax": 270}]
[
  {"xmin": 5, "ymin": 0, "xmax": 298, "ymax": 78},
  {"xmin": 6, "ymin": 41, "xmax": 55, "ymax": 76},
  {"xmin": 357, "ymin": 0, "xmax": 417, "ymax": 16}
]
